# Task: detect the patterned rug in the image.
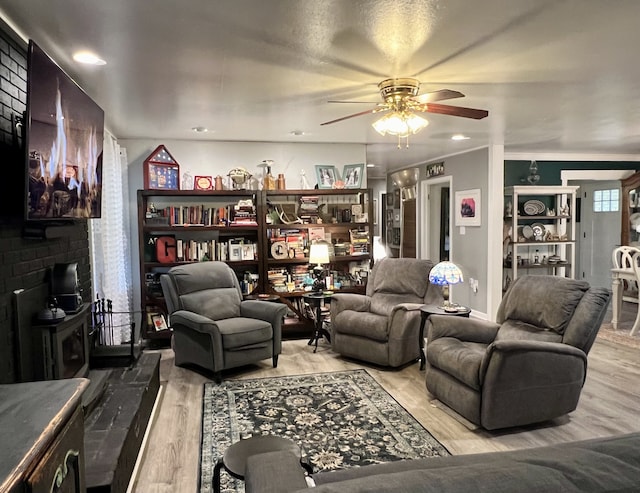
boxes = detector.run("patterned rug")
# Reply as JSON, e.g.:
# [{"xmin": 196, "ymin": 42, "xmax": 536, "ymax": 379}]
[{"xmin": 199, "ymin": 369, "xmax": 450, "ymax": 492}]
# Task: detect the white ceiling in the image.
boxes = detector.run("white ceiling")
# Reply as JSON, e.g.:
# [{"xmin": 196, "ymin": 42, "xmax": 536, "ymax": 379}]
[{"xmin": 2, "ymin": 0, "xmax": 640, "ymax": 178}]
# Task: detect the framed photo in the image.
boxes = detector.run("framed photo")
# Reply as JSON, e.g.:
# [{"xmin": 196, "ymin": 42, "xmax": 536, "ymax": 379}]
[
  {"xmin": 315, "ymin": 165, "xmax": 339, "ymax": 189},
  {"xmin": 455, "ymin": 188, "xmax": 481, "ymax": 227},
  {"xmin": 151, "ymin": 313, "xmax": 169, "ymax": 332},
  {"xmin": 426, "ymin": 161, "xmax": 445, "ymax": 178},
  {"xmin": 229, "ymin": 244, "xmax": 243, "ymax": 261},
  {"xmin": 342, "ymin": 163, "xmax": 364, "ymax": 188},
  {"xmin": 194, "ymin": 175, "xmax": 213, "ymax": 190},
  {"xmin": 241, "ymin": 244, "xmax": 255, "ymax": 260}
]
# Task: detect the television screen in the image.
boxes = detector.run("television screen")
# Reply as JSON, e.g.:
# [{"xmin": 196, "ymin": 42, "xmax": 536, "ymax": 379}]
[{"xmin": 25, "ymin": 40, "xmax": 104, "ymax": 220}]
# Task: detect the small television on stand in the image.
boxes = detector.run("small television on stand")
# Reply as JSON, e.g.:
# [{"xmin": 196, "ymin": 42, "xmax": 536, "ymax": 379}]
[{"xmin": 23, "ymin": 40, "xmax": 104, "ymax": 235}]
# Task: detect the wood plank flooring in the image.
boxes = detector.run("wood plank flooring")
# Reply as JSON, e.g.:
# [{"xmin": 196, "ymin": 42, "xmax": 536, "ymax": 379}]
[{"xmin": 131, "ymin": 307, "xmax": 640, "ymax": 493}]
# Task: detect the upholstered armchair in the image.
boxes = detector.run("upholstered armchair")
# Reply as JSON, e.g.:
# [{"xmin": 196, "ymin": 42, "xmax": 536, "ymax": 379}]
[
  {"xmin": 160, "ymin": 262, "xmax": 287, "ymax": 383},
  {"xmin": 330, "ymin": 258, "xmax": 443, "ymax": 367},
  {"xmin": 425, "ymin": 275, "xmax": 611, "ymax": 430}
]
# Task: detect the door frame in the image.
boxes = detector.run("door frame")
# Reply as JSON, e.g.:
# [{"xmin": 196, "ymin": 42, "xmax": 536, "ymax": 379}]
[{"xmin": 420, "ymin": 176, "xmax": 453, "ymax": 260}]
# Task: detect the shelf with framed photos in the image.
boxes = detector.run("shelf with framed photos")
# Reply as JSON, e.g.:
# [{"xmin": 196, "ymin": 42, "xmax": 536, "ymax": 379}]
[
  {"xmin": 261, "ymin": 188, "xmax": 373, "ymax": 335},
  {"xmin": 137, "ymin": 189, "xmax": 261, "ymax": 341},
  {"xmin": 503, "ymin": 185, "xmax": 578, "ymax": 291}
]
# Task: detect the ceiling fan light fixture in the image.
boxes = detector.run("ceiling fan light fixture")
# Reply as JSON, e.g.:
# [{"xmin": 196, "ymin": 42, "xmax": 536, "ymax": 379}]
[{"xmin": 372, "ymin": 111, "xmax": 428, "ymax": 138}]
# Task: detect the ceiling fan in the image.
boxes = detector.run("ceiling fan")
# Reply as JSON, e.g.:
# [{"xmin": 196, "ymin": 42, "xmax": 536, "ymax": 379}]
[{"xmin": 320, "ymin": 77, "xmax": 489, "ymax": 132}]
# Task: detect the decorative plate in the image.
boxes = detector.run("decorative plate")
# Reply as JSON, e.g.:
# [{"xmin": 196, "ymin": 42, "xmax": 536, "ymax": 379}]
[
  {"xmin": 522, "ymin": 225, "xmax": 534, "ymax": 240},
  {"xmin": 523, "ymin": 199, "xmax": 545, "ymax": 215},
  {"xmin": 531, "ymin": 222, "xmax": 546, "ymax": 240}
]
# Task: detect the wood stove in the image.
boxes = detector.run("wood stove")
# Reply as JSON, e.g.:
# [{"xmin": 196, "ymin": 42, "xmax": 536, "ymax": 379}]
[{"xmin": 13, "ymin": 283, "xmax": 90, "ymax": 381}]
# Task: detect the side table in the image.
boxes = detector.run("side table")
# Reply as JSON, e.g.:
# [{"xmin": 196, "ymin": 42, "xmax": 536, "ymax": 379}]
[
  {"xmin": 419, "ymin": 304, "xmax": 470, "ymax": 370},
  {"xmin": 303, "ymin": 292, "xmax": 333, "ymax": 352},
  {"xmin": 213, "ymin": 435, "xmax": 311, "ymax": 493}
]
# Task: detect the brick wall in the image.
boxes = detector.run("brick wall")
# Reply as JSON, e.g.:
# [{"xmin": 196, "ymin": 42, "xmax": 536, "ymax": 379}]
[{"xmin": 0, "ymin": 26, "xmax": 92, "ymax": 384}]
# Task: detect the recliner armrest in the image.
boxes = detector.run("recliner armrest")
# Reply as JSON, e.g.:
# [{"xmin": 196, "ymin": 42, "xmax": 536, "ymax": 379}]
[
  {"xmin": 170, "ymin": 310, "xmax": 220, "ymax": 335},
  {"xmin": 240, "ymin": 300, "xmax": 288, "ymax": 326},
  {"xmin": 391, "ymin": 302, "xmax": 423, "ymax": 313},
  {"xmin": 428, "ymin": 315, "xmax": 500, "ymax": 344},
  {"xmin": 480, "ymin": 340, "xmax": 587, "ymax": 386}
]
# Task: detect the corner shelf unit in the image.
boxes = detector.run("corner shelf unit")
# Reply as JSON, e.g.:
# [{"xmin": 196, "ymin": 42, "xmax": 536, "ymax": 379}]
[{"xmin": 503, "ymin": 186, "xmax": 578, "ymax": 286}]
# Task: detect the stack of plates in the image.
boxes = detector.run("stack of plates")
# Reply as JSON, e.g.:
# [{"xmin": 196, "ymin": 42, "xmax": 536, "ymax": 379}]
[{"xmin": 523, "ymin": 200, "xmax": 546, "ymax": 215}]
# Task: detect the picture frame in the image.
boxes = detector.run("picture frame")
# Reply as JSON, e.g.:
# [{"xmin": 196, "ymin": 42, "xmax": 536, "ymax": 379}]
[
  {"xmin": 455, "ymin": 188, "xmax": 481, "ymax": 227},
  {"xmin": 151, "ymin": 313, "xmax": 168, "ymax": 332},
  {"xmin": 194, "ymin": 175, "xmax": 214, "ymax": 191},
  {"xmin": 315, "ymin": 165, "xmax": 339, "ymax": 189},
  {"xmin": 342, "ymin": 163, "xmax": 364, "ymax": 188},
  {"xmin": 426, "ymin": 161, "xmax": 445, "ymax": 178},
  {"xmin": 241, "ymin": 244, "xmax": 255, "ymax": 261},
  {"xmin": 229, "ymin": 244, "xmax": 243, "ymax": 261}
]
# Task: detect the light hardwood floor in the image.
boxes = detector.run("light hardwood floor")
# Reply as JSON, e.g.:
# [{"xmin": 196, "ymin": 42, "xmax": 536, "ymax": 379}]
[{"xmin": 131, "ymin": 315, "xmax": 640, "ymax": 493}]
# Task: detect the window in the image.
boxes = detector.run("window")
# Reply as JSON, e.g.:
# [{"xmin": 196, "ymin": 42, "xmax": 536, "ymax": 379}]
[{"xmin": 593, "ymin": 189, "xmax": 619, "ymax": 212}]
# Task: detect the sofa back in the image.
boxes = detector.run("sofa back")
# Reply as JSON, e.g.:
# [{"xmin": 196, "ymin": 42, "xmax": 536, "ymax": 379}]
[{"xmin": 161, "ymin": 261, "xmax": 242, "ymax": 321}]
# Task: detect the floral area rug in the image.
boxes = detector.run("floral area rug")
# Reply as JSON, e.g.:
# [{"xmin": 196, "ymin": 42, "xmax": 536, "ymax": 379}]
[{"xmin": 199, "ymin": 369, "xmax": 450, "ymax": 492}]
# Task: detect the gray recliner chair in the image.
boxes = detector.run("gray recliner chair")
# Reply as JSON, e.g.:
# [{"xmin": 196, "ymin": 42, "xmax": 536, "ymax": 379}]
[
  {"xmin": 330, "ymin": 258, "xmax": 443, "ymax": 367},
  {"xmin": 425, "ymin": 275, "xmax": 611, "ymax": 430},
  {"xmin": 160, "ymin": 262, "xmax": 287, "ymax": 383}
]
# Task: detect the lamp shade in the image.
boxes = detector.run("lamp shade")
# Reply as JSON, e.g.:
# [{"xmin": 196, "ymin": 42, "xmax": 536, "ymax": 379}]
[
  {"xmin": 428, "ymin": 261, "xmax": 464, "ymax": 286},
  {"xmin": 309, "ymin": 243, "xmax": 330, "ymax": 265}
]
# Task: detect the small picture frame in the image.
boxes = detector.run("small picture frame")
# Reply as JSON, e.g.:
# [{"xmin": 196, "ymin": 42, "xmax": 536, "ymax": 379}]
[
  {"xmin": 151, "ymin": 313, "xmax": 168, "ymax": 332},
  {"xmin": 426, "ymin": 161, "xmax": 445, "ymax": 178},
  {"xmin": 194, "ymin": 175, "xmax": 214, "ymax": 191},
  {"xmin": 455, "ymin": 188, "xmax": 482, "ymax": 227},
  {"xmin": 315, "ymin": 165, "xmax": 339, "ymax": 189},
  {"xmin": 229, "ymin": 244, "xmax": 243, "ymax": 261},
  {"xmin": 342, "ymin": 163, "xmax": 364, "ymax": 188},
  {"xmin": 241, "ymin": 244, "xmax": 255, "ymax": 261}
]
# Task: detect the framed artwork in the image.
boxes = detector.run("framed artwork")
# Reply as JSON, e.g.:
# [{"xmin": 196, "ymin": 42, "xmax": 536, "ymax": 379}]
[
  {"xmin": 143, "ymin": 145, "xmax": 181, "ymax": 190},
  {"xmin": 315, "ymin": 165, "xmax": 339, "ymax": 189},
  {"xmin": 426, "ymin": 161, "xmax": 445, "ymax": 178},
  {"xmin": 455, "ymin": 188, "xmax": 481, "ymax": 226},
  {"xmin": 151, "ymin": 313, "xmax": 168, "ymax": 332},
  {"xmin": 241, "ymin": 244, "xmax": 255, "ymax": 260},
  {"xmin": 229, "ymin": 244, "xmax": 243, "ymax": 261},
  {"xmin": 342, "ymin": 163, "xmax": 364, "ymax": 188},
  {"xmin": 194, "ymin": 175, "xmax": 213, "ymax": 190}
]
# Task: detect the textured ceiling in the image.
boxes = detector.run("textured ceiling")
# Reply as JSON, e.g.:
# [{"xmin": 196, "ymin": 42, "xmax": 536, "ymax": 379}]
[{"xmin": 2, "ymin": 0, "xmax": 640, "ymax": 178}]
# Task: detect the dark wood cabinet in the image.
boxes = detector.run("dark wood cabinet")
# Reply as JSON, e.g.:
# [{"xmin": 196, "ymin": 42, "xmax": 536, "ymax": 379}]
[{"xmin": 0, "ymin": 379, "xmax": 88, "ymax": 493}]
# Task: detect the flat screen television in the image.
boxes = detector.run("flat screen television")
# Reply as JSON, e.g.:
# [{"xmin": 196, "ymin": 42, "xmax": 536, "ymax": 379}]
[{"xmin": 25, "ymin": 40, "xmax": 104, "ymax": 221}]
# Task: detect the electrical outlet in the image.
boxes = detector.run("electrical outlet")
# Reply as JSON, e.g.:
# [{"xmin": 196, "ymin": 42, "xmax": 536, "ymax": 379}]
[{"xmin": 470, "ymin": 278, "xmax": 479, "ymax": 293}]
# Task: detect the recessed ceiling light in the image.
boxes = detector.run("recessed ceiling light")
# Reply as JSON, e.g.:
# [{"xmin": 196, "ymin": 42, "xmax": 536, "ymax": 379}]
[
  {"xmin": 366, "ymin": 163, "xmax": 375, "ymax": 168},
  {"xmin": 72, "ymin": 51, "xmax": 106, "ymax": 65},
  {"xmin": 290, "ymin": 130, "xmax": 305, "ymax": 136},
  {"xmin": 451, "ymin": 134, "xmax": 470, "ymax": 141},
  {"xmin": 191, "ymin": 126, "xmax": 209, "ymax": 133}
]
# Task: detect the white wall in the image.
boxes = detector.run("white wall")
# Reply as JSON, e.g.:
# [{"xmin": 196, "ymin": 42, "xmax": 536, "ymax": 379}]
[{"xmin": 122, "ymin": 139, "xmax": 367, "ymax": 312}]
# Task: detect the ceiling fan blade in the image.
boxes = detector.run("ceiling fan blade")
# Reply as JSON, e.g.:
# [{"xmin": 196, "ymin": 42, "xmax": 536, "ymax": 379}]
[
  {"xmin": 320, "ymin": 108, "xmax": 380, "ymax": 126},
  {"xmin": 411, "ymin": 89, "xmax": 465, "ymax": 104},
  {"xmin": 419, "ymin": 102, "xmax": 488, "ymax": 120}
]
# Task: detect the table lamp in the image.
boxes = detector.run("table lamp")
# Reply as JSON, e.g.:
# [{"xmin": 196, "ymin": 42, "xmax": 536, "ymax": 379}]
[
  {"xmin": 309, "ymin": 242, "xmax": 330, "ymax": 292},
  {"xmin": 428, "ymin": 261, "xmax": 464, "ymax": 310}
]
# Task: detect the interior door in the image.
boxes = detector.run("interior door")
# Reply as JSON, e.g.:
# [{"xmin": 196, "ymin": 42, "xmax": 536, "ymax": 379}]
[{"xmin": 575, "ymin": 180, "xmax": 621, "ymax": 288}]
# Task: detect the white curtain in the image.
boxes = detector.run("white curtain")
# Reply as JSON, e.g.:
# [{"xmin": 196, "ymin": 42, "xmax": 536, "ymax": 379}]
[{"xmin": 90, "ymin": 130, "xmax": 133, "ymax": 344}]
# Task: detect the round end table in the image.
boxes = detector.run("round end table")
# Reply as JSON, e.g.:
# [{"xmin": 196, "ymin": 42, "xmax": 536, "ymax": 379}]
[{"xmin": 213, "ymin": 435, "xmax": 310, "ymax": 492}]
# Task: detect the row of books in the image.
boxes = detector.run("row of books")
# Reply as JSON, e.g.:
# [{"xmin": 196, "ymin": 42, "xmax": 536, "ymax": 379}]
[
  {"xmin": 150, "ymin": 201, "xmax": 257, "ymax": 226},
  {"xmin": 175, "ymin": 239, "xmax": 258, "ymax": 262}
]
